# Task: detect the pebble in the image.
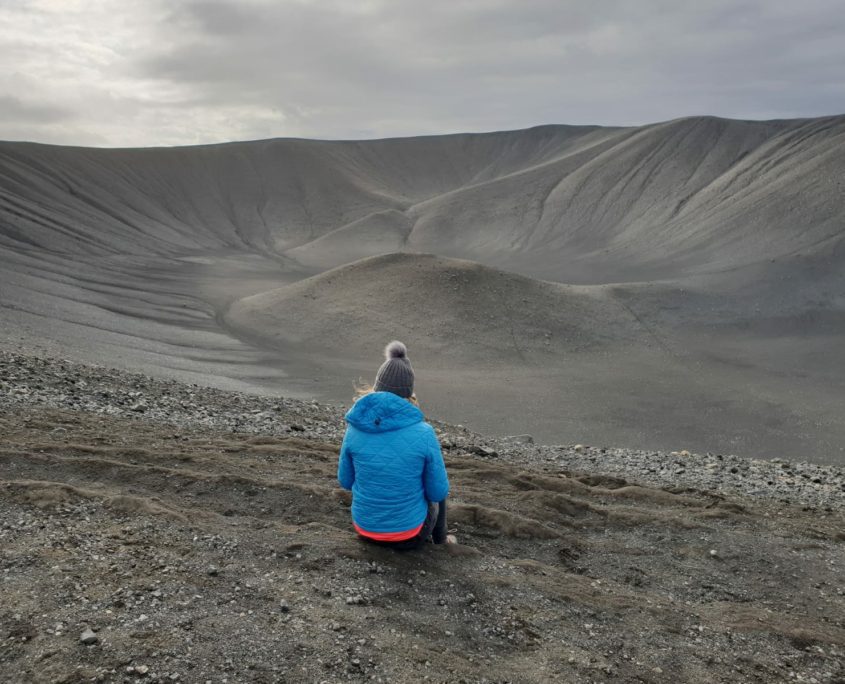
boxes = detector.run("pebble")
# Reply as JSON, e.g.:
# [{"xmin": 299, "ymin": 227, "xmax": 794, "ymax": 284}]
[
  {"xmin": 509, "ymin": 434, "xmax": 534, "ymax": 444},
  {"xmin": 80, "ymin": 628, "xmax": 98, "ymax": 645}
]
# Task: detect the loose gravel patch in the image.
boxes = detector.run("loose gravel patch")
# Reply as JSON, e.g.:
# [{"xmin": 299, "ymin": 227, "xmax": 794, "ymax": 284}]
[{"xmin": 1, "ymin": 350, "xmax": 843, "ymax": 683}]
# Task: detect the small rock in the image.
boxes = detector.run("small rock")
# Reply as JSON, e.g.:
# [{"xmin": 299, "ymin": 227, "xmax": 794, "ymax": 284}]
[
  {"xmin": 80, "ymin": 628, "xmax": 98, "ymax": 645},
  {"xmin": 279, "ymin": 600, "xmax": 290, "ymax": 613},
  {"xmin": 207, "ymin": 566, "xmax": 219, "ymax": 576},
  {"xmin": 469, "ymin": 445, "xmax": 498, "ymax": 458}
]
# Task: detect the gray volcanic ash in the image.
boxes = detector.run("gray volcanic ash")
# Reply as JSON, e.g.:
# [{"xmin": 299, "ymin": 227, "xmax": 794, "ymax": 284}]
[{"xmin": 1, "ymin": 115, "xmax": 844, "ymax": 462}]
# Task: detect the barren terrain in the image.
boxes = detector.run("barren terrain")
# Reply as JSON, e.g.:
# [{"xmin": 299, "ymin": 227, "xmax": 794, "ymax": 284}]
[
  {"xmin": 1, "ymin": 353, "xmax": 843, "ymax": 683},
  {"xmin": 2, "ymin": 115, "xmax": 844, "ymax": 462}
]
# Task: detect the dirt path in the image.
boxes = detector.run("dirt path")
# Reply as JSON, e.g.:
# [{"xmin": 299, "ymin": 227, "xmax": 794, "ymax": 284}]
[{"xmin": 1, "ymin": 407, "xmax": 843, "ymax": 683}]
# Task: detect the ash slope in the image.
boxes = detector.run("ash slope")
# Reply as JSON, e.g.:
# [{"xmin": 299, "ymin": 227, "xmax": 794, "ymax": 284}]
[
  {"xmin": 2, "ymin": 116, "xmax": 843, "ymax": 279},
  {"xmin": 1, "ymin": 115, "xmax": 845, "ymax": 463},
  {"xmin": 223, "ymin": 251, "xmax": 845, "ymax": 465},
  {"xmin": 223, "ymin": 253, "xmax": 646, "ymax": 362}
]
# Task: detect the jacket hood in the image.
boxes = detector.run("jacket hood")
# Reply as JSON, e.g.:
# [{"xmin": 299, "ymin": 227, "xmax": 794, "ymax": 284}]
[{"xmin": 345, "ymin": 391, "xmax": 424, "ymax": 433}]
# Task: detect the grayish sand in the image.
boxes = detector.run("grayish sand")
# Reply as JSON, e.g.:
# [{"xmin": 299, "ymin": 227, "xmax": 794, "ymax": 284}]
[{"xmin": 1, "ymin": 115, "xmax": 843, "ymax": 463}]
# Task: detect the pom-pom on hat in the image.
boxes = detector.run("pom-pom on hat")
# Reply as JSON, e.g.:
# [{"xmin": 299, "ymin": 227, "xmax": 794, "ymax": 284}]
[{"xmin": 373, "ymin": 340, "xmax": 415, "ymax": 398}]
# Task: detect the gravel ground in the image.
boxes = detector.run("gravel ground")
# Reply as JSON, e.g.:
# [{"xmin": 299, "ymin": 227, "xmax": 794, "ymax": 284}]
[
  {"xmin": 1, "ymin": 350, "xmax": 842, "ymax": 512},
  {"xmin": 1, "ymin": 349, "xmax": 844, "ymax": 683}
]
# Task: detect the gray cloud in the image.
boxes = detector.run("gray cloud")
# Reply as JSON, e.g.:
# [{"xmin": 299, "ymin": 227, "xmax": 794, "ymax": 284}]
[
  {"xmin": 0, "ymin": 94, "xmax": 74, "ymax": 123},
  {"xmin": 1, "ymin": 0, "xmax": 844, "ymax": 146}
]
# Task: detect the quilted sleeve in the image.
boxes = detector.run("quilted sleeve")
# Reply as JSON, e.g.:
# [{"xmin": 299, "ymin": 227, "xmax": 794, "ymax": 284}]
[
  {"xmin": 337, "ymin": 430, "xmax": 355, "ymax": 490},
  {"xmin": 422, "ymin": 426, "xmax": 449, "ymax": 503}
]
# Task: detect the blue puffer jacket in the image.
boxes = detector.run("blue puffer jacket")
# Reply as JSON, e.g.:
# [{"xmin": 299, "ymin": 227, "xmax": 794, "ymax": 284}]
[{"xmin": 338, "ymin": 392, "xmax": 449, "ymax": 534}]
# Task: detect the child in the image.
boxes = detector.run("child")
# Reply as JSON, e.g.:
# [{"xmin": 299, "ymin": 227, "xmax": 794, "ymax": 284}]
[{"xmin": 337, "ymin": 341, "xmax": 454, "ymax": 549}]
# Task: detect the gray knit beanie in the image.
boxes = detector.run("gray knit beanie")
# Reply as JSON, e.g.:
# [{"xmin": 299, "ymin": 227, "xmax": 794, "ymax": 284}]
[{"xmin": 373, "ymin": 341, "xmax": 415, "ymax": 398}]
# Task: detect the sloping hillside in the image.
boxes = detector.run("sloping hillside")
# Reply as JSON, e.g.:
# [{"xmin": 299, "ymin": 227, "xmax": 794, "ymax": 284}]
[
  {"xmin": 0, "ymin": 125, "xmax": 607, "ymax": 257},
  {"xmin": 223, "ymin": 252, "xmax": 645, "ymax": 362},
  {"xmin": 1, "ymin": 353, "xmax": 843, "ymax": 683},
  {"xmin": 406, "ymin": 116, "xmax": 845, "ymax": 282},
  {"xmin": 1, "ymin": 116, "xmax": 844, "ymax": 462},
  {"xmin": 3, "ymin": 116, "xmax": 843, "ymax": 281}
]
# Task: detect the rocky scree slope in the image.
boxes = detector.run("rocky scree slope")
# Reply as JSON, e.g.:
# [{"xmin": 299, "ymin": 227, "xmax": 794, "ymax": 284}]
[{"xmin": 1, "ymin": 351, "xmax": 844, "ymax": 683}]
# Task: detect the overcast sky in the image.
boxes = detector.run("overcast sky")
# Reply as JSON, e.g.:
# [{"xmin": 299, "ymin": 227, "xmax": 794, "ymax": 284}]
[{"xmin": 1, "ymin": 0, "xmax": 844, "ymax": 147}]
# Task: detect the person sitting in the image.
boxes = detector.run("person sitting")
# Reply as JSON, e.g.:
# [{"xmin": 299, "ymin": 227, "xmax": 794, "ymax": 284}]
[{"xmin": 337, "ymin": 340, "xmax": 454, "ymax": 549}]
